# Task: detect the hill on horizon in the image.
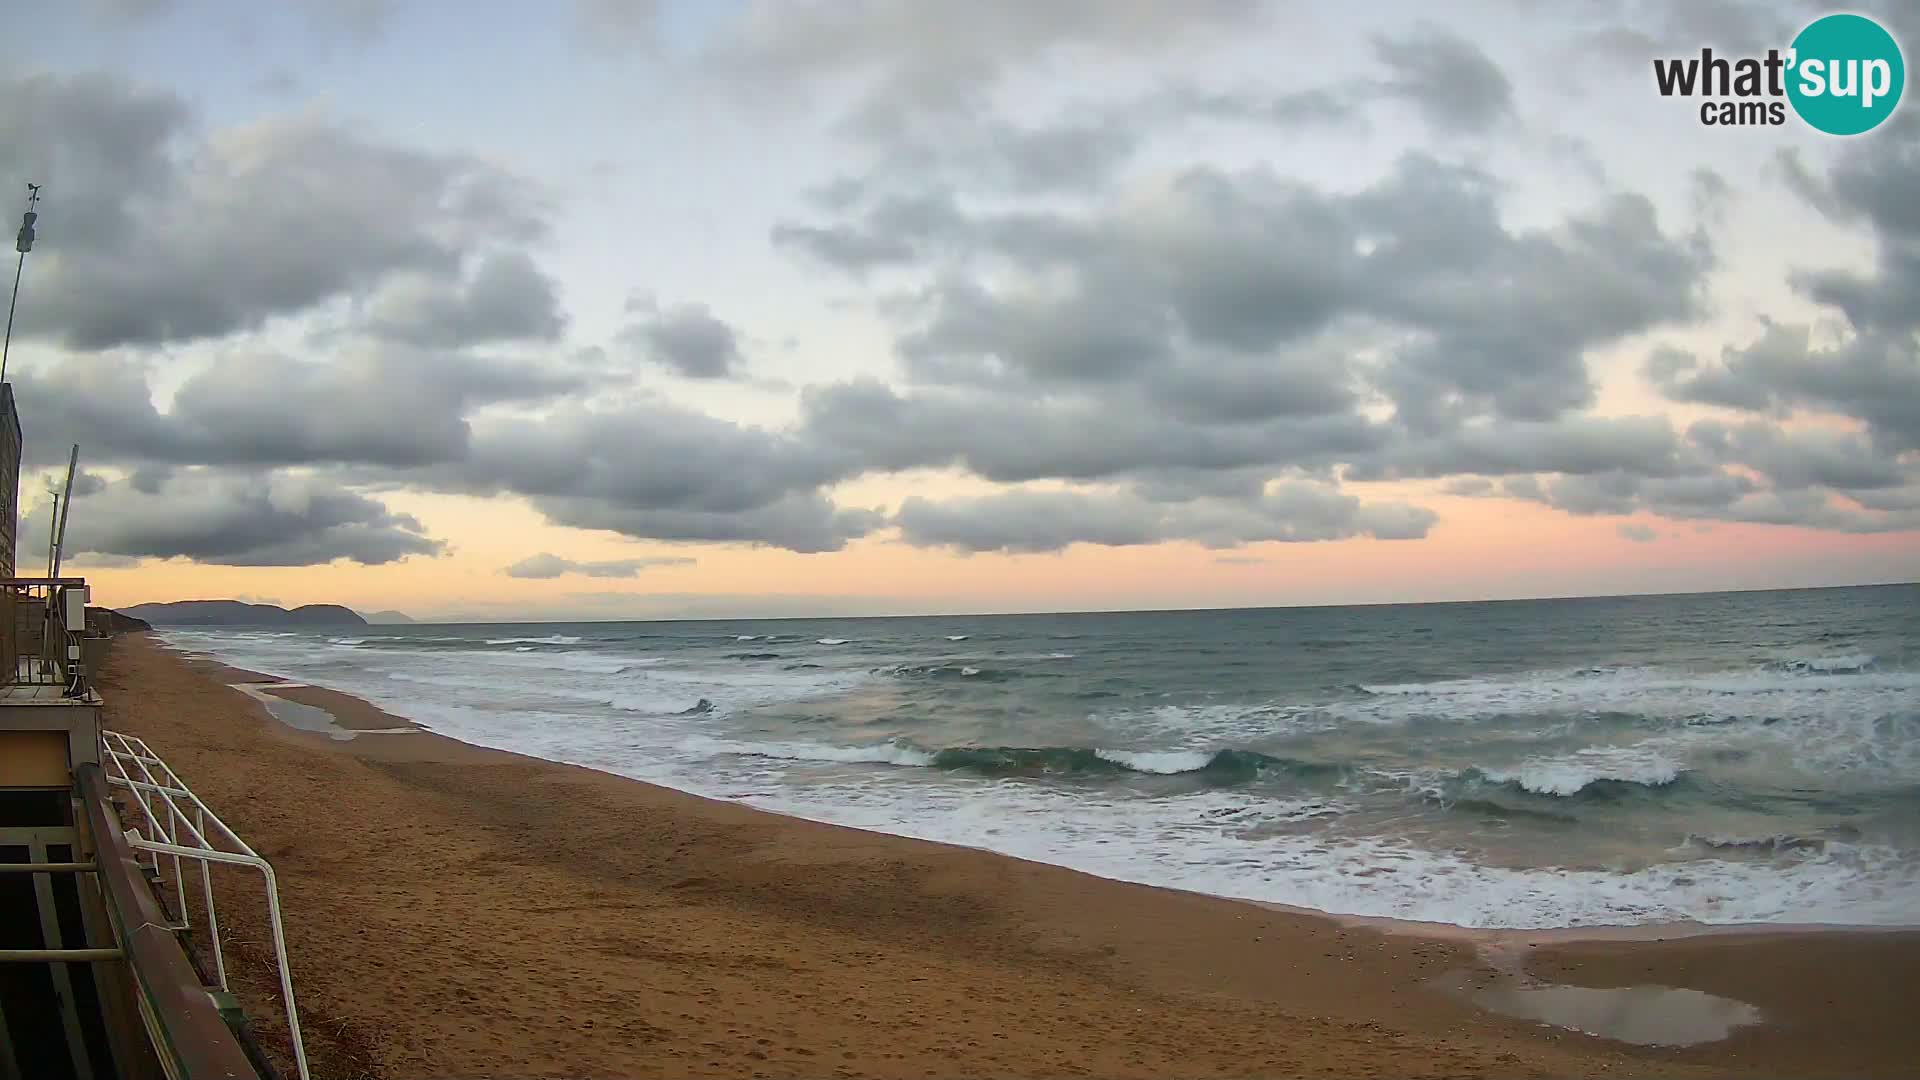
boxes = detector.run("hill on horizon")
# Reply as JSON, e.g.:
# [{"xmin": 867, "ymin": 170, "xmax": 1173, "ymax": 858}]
[
  {"xmin": 363, "ymin": 609, "xmax": 415, "ymax": 624},
  {"xmin": 120, "ymin": 600, "xmax": 369, "ymax": 627}
]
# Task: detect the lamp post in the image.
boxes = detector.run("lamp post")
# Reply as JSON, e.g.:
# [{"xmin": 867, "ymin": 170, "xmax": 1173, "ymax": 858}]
[{"xmin": 1, "ymin": 182, "xmax": 41, "ymax": 386}]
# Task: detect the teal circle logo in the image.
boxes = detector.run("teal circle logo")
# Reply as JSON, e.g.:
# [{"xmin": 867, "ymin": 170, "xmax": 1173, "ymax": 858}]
[{"xmin": 1787, "ymin": 14, "xmax": 1904, "ymax": 135}]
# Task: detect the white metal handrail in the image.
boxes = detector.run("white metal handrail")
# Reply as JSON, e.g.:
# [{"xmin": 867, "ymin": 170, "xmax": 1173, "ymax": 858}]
[{"xmin": 100, "ymin": 729, "xmax": 310, "ymax": 1080}]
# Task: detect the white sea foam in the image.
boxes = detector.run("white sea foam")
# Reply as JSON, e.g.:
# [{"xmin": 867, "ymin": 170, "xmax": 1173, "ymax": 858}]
[
  {"xmin": 1093, "ymin": 748, "xmax": 1217, "ymax": 774},
  {"xmin": 484, "ymin": 635, "xmax": 583, "ymax": 646},
  {"xmin": 960, "ymin": 666, "xmax": 982, "ymax": 676},
  {"xmin": 735, "ymin": 634, "xmax": 761, "ymax": 641},
  {"xmin": 1479, "ymin": 746, "xmax": 1686, "ymax": 797},
  {"xmin": 816, "ymin": 637, "xmax": 850, "ymax": 645},
  {"xmin": 945, "ymin": 634, "xmax": 970, "ymax": 641},
  {"xmin": 327, "ymin": 637, "xmax": 368, "ymax": 646}
]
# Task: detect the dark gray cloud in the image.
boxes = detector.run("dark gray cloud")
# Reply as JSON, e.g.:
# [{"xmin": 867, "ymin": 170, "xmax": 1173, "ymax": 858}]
[
  {"xmin": 0, "ymin": 73, "xmax": 547, "ymax": 351},
  {"xmin": 26, "ymin": 470, "xmax": 444, "ymax": 566},
  {"xmin": 1689, "ymin": 420, "xmax": 1907, "ymax": 492},
  {"xmin": 620, "ymin": 303, "xmax": 746, "ymax": 379},
  {"xmin": 1649, "ymin": 324, "xmax": 1920, "ymax": 453},
  {"xmin": 532, "ymin": 493, "xmax": 884, "ymax": 554},
  {"xmin": 1497, "ymin": 465, "xmax": 1920, "ymax": 534},
  {"xmin": 363, "ymin": 252, "xmax": 567, "ymax": 347},
  {"xmin": 357, "ymin": 403, "xmax": 882, "ymax": 553},
  {"xmin": 894, "ymin": 482, "xmax": 1435, "ymax": 554},
  {"xmin": 9, "ymin": 349, "xmax": 583, "ymax": 469},
  {"xmin": 783, "ymin": 152, "xmax": 1710, "ymax": 430},
  {"xmin": 1779, "ymin": 111, "xmax": 1920, "ymax": 338},
  {"xmin": 503, "ymin": 552, "xmax": 695, "ymax": 579},
  {"xmin": 1633, "ymin": 112, "xmax": 1920, "ymax": 485},
  {"xmin": 1351, "ymin": 415, "xmax": 1692, "ymax": 481},
  {"xmin": 800, "ymin": 378, "xmax": 1384, "ymax": 484},
  {"xmin": 67, "ymin": 469, "xmax": 109, "ymax": 497},
  {"xmin": 1371, "ymin": 24, "xmax": 1514, "ymax": 134}
]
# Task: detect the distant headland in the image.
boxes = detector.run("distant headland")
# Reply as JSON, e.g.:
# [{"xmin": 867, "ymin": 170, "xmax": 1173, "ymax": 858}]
[{"xmin": 117, "ymin": 600, "xmax": 408, "ymax": 627}]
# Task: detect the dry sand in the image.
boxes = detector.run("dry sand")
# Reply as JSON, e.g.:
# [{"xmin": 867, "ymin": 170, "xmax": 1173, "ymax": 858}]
[{"xmin": 97, "ymin": 634, "xmax": 1920, "ymax": 1079}]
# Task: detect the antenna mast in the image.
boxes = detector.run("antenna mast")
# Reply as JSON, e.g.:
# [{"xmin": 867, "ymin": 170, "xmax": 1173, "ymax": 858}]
[
  {"xmin": 50, "ymin": 443, "xmax": 77, "ymax": 578},
  {"xmin": 1, "ymin": 183, "xmax": 41, "ymax": 386},
  {"xmin": 43, "ymin": 486, "xmax": 58, "ymax": 578}
]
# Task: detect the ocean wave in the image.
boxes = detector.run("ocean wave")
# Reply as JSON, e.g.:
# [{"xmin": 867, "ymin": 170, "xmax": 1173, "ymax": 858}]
[
  {"xmin": 460, "ymin": 649, "xmax": 664, "ymax": 676},
  {"xmin": 817, "ymin": 637, "xmax": 851, "ymax": 645},
  {"xmin": 875, "ymin": 662, "xmax": 1012, "ymax": 681},
  {"xmin": 485, "ymin": 635, "xmax": 584, "ymax": 646},
  {"xmin": 716, "ymin": 740, "xmax": 1333, "ymax": 783},
  {"xmin": 1761, "ymin": 653, "xmax": 1877, "ymax": 675},
  {"xmin": 725, "ymin": 652, "xmax": 782, "ymax": 661},
  {"xmin": 327, "ymin": 637, "xmax": 367, "ymax": 646},
  {"xmin": 735, "ymin": 634, "xmax": 762, "ymax": 641},
  {"xmin": 945, "ymin": 634, "xmax": 971, "ymax": 641},
  {"xmin": 1475, "ymin": 747, "xmax": 1686, "ymax": 797}
]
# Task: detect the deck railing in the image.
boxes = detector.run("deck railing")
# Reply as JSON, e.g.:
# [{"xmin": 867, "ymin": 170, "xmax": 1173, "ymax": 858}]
[
  {"xmin": 101, "ymin": 729, "xmax": 310, "ymax": 1080},
  {"xmin": 0, "ymin": 576, "xmax": 91, "ymax": 696}
]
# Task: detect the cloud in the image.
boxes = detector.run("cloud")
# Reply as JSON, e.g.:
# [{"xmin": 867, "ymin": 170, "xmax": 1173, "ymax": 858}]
[
  {"xmin": 502, "ymin": 552, "xmax": 696, "ymax": 579},
  {"xmin": 24, "ymin": 470, "xmax": 444, "ymax": 566},
  {"xmin": 362, "ymin": 252, "xmax": 566, "ymax": 347},
  {"xmin": 894, "ymin": 482, "xmax": 1436, "ymax": 554},
  {"xmin": 801, "ymin": 377, "xmax": 1384, "ymax": 484},
  {"xmin": 1370, "ymin": 24, "xmax": 1514, "ymax": 133},
  {"xmin": 1617, "ymin": 522, "xmax": 1657, "ymax": 542},
  {"xmin": 0, "ymin": 73, "xmax": 547, "ymax": 351},
  {"xmin": 532, "ymin": 493, "xmax": 885, "ymax": 554},
  {"xmin": 1650, "ymin": 324, "xmax": 1920, "ymax": 453},
  {"xmin": 620, "ymin": 303, "xmax": 747, "ymax": 378},
  {"xmin": 783, "ymin": 151, "xmax": 1711, "ymax": 431},
  {"xmin": 9, "ymin": 349, "xmax": 584, "ymax": 469},
  {"xmin": 67, "ymin": 469, "xmax": 109, "ymax": 497}
]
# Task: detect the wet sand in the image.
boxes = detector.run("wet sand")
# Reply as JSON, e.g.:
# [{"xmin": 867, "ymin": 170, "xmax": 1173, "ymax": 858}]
[{"xmin": 100, "ymin": 634, "xmax": 1920, "ymax": 1078}]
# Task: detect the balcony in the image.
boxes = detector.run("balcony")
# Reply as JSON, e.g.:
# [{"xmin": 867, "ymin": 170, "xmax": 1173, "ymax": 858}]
[
  {"xmin": 0, "ymin": 577, "xmax": 97, "ymax": 702},
  {"xmin": 0, "ymin": 574, "xmax": 298, "ymax": 1079}
]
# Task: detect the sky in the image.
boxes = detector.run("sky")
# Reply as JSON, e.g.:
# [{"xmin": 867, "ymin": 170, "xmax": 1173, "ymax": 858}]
[{"xmin": 2, "ymin": 0, "xmax": 1917, "ymax": 621}]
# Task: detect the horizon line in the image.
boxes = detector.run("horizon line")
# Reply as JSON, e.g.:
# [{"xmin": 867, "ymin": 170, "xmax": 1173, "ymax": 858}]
[{"xmin": 123, "ymin": 578, "xmax": 1919, "ymax": 627}]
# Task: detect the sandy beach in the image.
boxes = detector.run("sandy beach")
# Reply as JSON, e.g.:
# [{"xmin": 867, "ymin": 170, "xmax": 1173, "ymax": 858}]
[{"xmin": 96, "ymin": 633, "xmax": 1920, "ymax": 1079}]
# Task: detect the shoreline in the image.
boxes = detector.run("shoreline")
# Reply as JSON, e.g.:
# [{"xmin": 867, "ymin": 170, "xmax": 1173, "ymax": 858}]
[
  {"xmin": 112, "ymin": 633, "xmax": 1920, "ymax": 1078},
  {"xmin": 165, "ymin": 639, "xmax": 1915, "ymax": 948}
]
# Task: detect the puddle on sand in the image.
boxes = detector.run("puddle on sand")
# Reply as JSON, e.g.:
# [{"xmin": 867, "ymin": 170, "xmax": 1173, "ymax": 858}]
[
  {"xmin": 235, "ymin": 683, "xmax": 413, "ymax": 741},
  {"xmin": 1473, "ymin": 984, "xmax": 1764, "ymax": 1047}
]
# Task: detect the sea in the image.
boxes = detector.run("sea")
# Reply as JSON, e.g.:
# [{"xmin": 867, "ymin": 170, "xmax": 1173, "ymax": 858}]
[{"xmin": 155, "ymin": 584, "xmax": 1920, "ymax": 930}]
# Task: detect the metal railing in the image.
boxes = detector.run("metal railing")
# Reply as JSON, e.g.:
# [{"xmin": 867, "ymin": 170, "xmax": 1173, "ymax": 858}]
[
  {"xmin": 1, "ymin": 575, "xmax": 91, "ymax": 695},
  {"xmin": 100, "ymin": 729, "xmax": 310, "ymax": 1080}
]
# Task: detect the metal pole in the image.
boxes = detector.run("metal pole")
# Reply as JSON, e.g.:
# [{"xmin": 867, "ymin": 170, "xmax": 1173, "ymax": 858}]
[
  {"xmin": 44, "ymin": 491, "xmax": 58, "ymax": 577},
  {"xmin": 51, "ymin": 443, "xmax": 76, "ymax": 578},
  {"xmin": 0, "ymin": 249, "xmax": 23, "ymax": 385},
  {"xmin": 1, "ymin": 184, "xmax": 39, "ymax": 387}
]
